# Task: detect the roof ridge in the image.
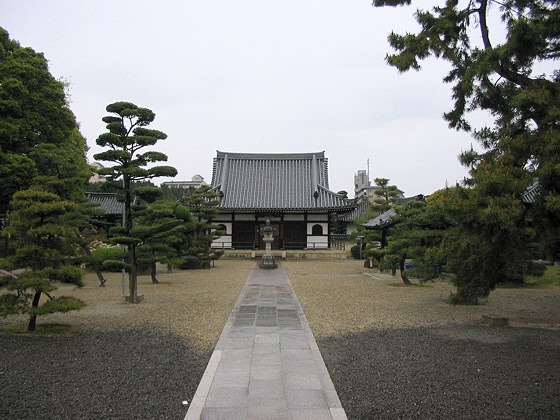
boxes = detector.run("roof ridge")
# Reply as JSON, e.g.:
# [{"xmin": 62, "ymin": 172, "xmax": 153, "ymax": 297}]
[{"xmin": 216, "ymin": 151, "xmax": 325, "ymax": 160}]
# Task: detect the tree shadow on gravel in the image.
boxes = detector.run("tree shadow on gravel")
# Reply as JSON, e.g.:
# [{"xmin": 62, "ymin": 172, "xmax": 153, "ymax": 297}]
[
  {"xmin": 318, "ymin": 325, "xmax": 560, "ymax": 420},
  {"xmin": 0, "ymin": 329, "xmax": 210, "ymax": 419}
]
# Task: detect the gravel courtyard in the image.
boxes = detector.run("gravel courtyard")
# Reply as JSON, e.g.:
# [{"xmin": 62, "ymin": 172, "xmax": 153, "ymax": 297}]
[{"xmin": 1, "ymin": 259, "xmax": 559, "ymax": 419}]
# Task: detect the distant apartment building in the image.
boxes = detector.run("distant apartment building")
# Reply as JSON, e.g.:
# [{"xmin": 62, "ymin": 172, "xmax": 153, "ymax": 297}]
[
  {"xmin": 161, "ymin": 174, "xmax": 208, "ymax": 190},
  {"xmin": 354, "ymin": 169, "xmax": 379, "ymax": 201},
  {"xmin": 354, "ymin": 169, "xmax": 403, "ymax": 202},
  {"xmin": 89, "ymin": 162, "xmax": 107, "ymax": 184}
]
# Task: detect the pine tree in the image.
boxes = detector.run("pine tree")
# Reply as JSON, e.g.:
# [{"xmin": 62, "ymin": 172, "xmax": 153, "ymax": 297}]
[
  {"xmin": 134, "ymin": 200, "xmax": 195, "ymax": 283},
  {"xmin": 375, "ymin": 0, "xmax": 560, "ymax": 301},
  {"xmin": 429, "ymin": 163, "xmax": 536, "ymax": 304},
  {"xmin": 0, "ymin": 190, "xmax": 86, "ymax": 331},
  {"xmin": 380, "ymin": 199, "xmax": 450, "ymax": 285},
  {"xmin": 94, "ymin": 101, "xmax": 177, "ymax": 302},
  {"xmin": 180, "ymin": 185, "xmax": 224, "ymax": 267},
  {"xmin": 362, "ymin": 178, "xmax": 401, "ymax": 265},
  {"xmin": 370, "ymin": 178, "xmax": 401, "ymax": 215}
]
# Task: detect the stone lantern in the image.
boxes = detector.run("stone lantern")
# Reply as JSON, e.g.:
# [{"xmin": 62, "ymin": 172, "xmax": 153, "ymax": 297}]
[{"xmin": 259, "ymin": 219, "xmax": 277, "ymax": 269}]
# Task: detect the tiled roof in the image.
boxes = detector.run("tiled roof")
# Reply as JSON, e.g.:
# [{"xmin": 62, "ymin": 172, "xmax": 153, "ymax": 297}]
[
  {"xmin": 395, "ymin": 194, "xmax": 424, "ymax": 205},
  {"xmin": 362, "ymin": 208, "xmax": 397, "ymax": 229},
  {"xmin": 211, "ymin": 151, "xmax": 355, "ymax": 212},
  {"xmin": 85, "ymin": 192, "xmax": 124, "ymax": 215},
  {"xmin": 338, "ymin": 201, "xmax": 371, "ymax": 222}
]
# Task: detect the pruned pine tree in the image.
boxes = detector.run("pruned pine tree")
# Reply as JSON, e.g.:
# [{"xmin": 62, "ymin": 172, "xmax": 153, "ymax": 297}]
[
  {"xmin": 429, "ymin": 172, "xmax": 537, "ymax": 304},
  {"xmin": 374, "ymin": 0, "xmax": 559, "ymax": 302},
  {"xmin": 93, "ymin": 102, "xmax": 177, "ymax": 302},
  {"xmin": 371, "ymin": 178, "xmax": 400, "ymax": 215},
  {"xmin": 362, "ymin": 178, "xmax": 401, "ymax": 266},
  {"xmin": 180, "ymin": 185, "xmax": 224, "ymax": 267},
  {"xmin": 134, "ymin": 201, "xmax": 195, "ymax": 283},
  {"xmin": 0, "ymin": 190, "xmax": 86, "ymax": 331},
  {"xmin": 380, "ymin": 199, "xmax": 450, "ymax": 285}
]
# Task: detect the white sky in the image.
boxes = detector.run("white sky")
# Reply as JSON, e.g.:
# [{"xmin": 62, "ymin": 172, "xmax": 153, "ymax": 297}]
[{"xmin": 2, "ymin": 0, "xmax": 485, "ymax": 197}]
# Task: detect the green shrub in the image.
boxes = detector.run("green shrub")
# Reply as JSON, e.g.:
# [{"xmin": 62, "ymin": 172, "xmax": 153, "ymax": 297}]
[
  {"xmin": 178, "ymin": 255, "xmax": 201, "ymax": 270},
  {"xmin": 88, "ymin": 247, "xmax": 126, "ymax": 272},
  {"xmin": 350, "ymin": 245, "xmax": 362, "ymax": 259}
]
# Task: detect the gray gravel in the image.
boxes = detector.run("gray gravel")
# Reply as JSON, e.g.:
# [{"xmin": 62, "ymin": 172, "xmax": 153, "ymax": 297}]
[
  {"xmin": 0, "ymin": 329, "xmax": 209, "ymax": 420},
  {"xmin": 319, "ymin": 325, "xmax": 560, "ymax": 419}
]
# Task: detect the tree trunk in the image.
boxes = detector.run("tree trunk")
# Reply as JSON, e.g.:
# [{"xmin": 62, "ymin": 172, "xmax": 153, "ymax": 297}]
[
  {"xmin": 83, "ymin": 246, "xmax": 106, "ymax": 286},
  {"xmin": 400, "ymin": 257, "xmax": 412, "ymax": 285},
  {"xmin": 27, "ymin": 291, "xmax": 41, "ymax": 331},
  {"xmin": 94, "ymin": 265, "xmax": 107, "ymax": 287},
  {"xmin": 151, "ymin": 261, "xmax": 159, "ymax": 284},
  {"xmin": 82, "ymin": 244, "xmax": 107, "ymax": 287},
  {"xmin": 128, "ymin": 244, "xmax": 139, "ymax": 303}
]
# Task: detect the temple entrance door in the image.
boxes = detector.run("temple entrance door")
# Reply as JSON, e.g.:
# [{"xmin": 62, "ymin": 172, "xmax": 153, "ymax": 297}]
[{"xmin": 257, "ymin": 223, "xmax": 281, "ymax": 249}]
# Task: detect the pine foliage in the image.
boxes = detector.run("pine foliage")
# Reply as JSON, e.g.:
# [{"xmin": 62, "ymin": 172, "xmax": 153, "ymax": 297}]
[
  {"xmin": 93, "ymin": 101, "xmax": 177, "ymax": 302},
  {"xmin": 375, "ymin": 0, "xmax": 559, "ymax": 303},
  {"xmin": 0, "ymin": 189, "xmax": 86, "ymax": 330}
]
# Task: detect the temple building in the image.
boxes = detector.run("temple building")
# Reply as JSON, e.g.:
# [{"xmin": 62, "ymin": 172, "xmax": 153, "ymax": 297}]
[{"xmin": 211, "ymin": 151, "xmax": 355, "ymax": 250}]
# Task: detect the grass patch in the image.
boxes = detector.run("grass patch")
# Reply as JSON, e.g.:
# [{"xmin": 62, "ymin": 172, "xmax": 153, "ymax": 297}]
[
  {"xmin": 524, "ymin": 265, "xmax": 560, "ymax": 288},
  {"xmin": 498, "ymin": 266, "xmax": 560, "ymax": 289},
  {"xmin": 0, "ymin": 322, "xmax": 80, "ymax": 336}
]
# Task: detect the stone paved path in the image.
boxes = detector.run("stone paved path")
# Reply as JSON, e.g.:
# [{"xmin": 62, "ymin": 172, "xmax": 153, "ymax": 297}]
[{"xmin": 184, "ymin": 262, "xmax": 347, "ymax": 420}]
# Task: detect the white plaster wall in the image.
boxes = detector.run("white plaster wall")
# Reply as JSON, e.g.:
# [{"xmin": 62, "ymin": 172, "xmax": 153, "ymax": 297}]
[
  {"xmin": 214, "ymin": 222, "xmax": 232, "ymax": 235},
  {"xmin": 212, "ymin": 222, "xmax": 232, "ymax": 248},
  {"xmin": 307, "ymin": 236, "xmax": 329, "ymax": 249},
  {"xmin": 346, "ymin": 224, "xmax": 358, "ymax": 235},
  {"xmin": 211, "ymin": 236, "xmax": 232, "ymax": 248},
  {"xmin": 307, "ymin": 222, "xmax": 328, "ymax": 235}
]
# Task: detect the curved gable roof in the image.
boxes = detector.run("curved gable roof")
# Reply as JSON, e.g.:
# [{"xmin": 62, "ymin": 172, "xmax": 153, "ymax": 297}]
[{"xmin": 212, "ymin": 151, "xmax": 354, "ymax": 212}]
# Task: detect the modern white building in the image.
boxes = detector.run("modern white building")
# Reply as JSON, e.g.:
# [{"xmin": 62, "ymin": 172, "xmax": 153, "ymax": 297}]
[{"xmin": 161, "ymin": 174, "xmax": 207, "ymax": 190}]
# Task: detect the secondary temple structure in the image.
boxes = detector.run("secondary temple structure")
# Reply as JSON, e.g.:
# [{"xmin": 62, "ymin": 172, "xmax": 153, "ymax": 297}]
[{"xmin": 211, "ymin": 151, "xmax": 355, "ymax": 250}]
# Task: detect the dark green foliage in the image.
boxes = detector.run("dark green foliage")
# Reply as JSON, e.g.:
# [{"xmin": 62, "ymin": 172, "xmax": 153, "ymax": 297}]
[
  {"xmin": 178, "ymin": 255, "xmax": 202, "ymax": 270},
  {"xmin": 350, "ymin": 245, "xmax": 362, "ymax": 260},
  {"xmin": 160, "ymin": 184, "xmax": 196, "ymax": 201},
  {"xmin": 371, "ymin": 178, "xmax": 400, "ymax": 215},
  {"xmin": 0, "ymin": 27, "xmax": 91, "ymax": 215},
  {"xmin": 0, "ymin": 189, "xmax": 86, "ymax": 330},
  {"xmin": 380, "ymin": 199, "xmax": 449, "ymax": 284},
  {"xmin": 133, "ymin": 200, "xmax": 195, "ymax": 282},
  {"xmin": 179, "ymin": 185, "xmax": 224, "ymax": 267},
  {"xmin": 28, "ymin": 296, "xmax": 86, "ymax": 316},
  {"xmin": 375, "ymin": 0, "xmax": 560, "ymax": 302},
  {"xmin": 93, "ymin": 102, "xmax": 177, "ymax": 302},
  {"xmin": 429, "ymin": 182, "xmax": 537, "ymax": 304},
  {"xmin": 360, "ymin": 178, "xmax": 400, "ymax": 265},
  {"xmin": 103, "ymin": 260, "xmax": 130, "ymax": 272},
  {"xmin": 86, "ymin": 247, "xmax": 126, "ymax": 272}
]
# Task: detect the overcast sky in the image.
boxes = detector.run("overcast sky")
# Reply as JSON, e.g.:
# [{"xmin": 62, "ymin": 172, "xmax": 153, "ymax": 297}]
[{"xmin": 3, "ymin": 0, "xmax": 484, "ymax": 197}]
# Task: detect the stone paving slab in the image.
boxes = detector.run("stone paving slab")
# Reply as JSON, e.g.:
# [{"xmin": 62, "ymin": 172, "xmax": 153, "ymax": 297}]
[{"xmin": 184, "ymin": 262, "xmax": 347, "ymax": 420}]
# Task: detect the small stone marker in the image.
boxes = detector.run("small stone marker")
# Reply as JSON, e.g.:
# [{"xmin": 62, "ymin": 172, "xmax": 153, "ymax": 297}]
[{"xmin": 482, "ymin": 313, "xmax": 509, "ymax": 326}]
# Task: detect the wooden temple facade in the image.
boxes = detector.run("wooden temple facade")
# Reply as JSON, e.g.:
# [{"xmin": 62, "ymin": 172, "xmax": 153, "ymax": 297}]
[{"xmin": 211, "ymin": 151, "xmax": 355, "ymax": 250}]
